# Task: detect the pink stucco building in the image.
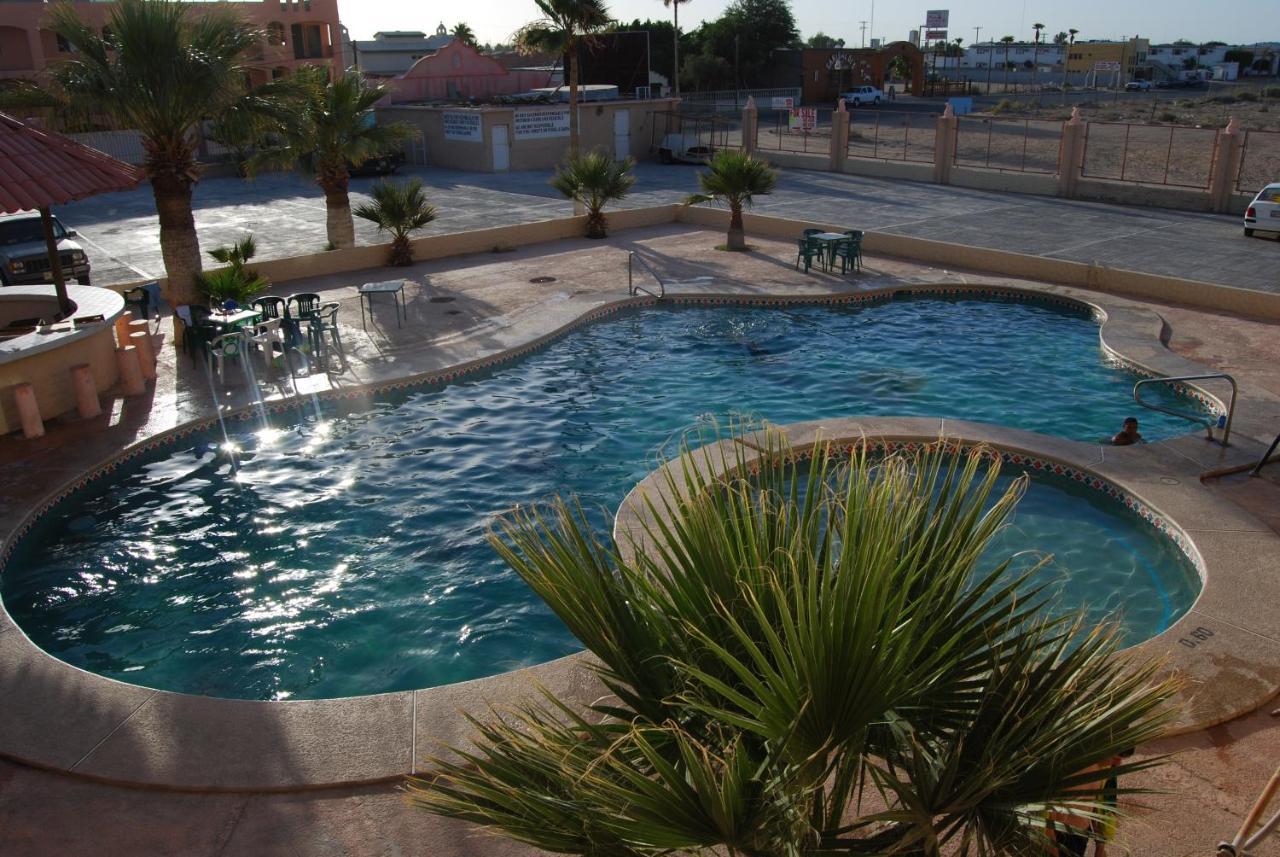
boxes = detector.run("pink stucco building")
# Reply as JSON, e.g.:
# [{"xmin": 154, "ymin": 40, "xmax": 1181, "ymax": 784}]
[
  {"xmin": 382, "ymin": 40, "xmax": 555, "ymax": 103},
  {"xmin": 0, "ymin": 0, "xmax": 345, "ymax": 86}
]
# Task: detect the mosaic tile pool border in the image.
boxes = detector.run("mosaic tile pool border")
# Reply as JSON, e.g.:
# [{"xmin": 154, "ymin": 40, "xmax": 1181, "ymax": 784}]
[{"xmin": 0, "ymin": 283, "xmax": 1175, "ymax": 573}]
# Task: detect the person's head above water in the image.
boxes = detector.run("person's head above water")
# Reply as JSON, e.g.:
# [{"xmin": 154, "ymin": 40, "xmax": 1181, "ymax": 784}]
[
  {"xmin": 1123, "ymin": 417, "xmax": 1139, "ymax": 431},
  {"xmin": 1112, "ymin": 416, "xmax": 1143, "ymax": 445}
]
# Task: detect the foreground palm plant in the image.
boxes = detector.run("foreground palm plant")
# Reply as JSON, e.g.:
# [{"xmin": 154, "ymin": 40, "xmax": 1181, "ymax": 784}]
[
  {"xmin": 550, "ymin": 150, "xmax": 636, "ymax": 238},
  {"xmin": 47, "ymin": 0, "xmax": 266, "ymax": 306},
  {"xmin": 408, "ymin": 428, "xmax": 1179, "ymax": 855},
  {"xmin": 198, "ymin": 235, "xmax": 267, "ymax": 303},
  {"xmin": 353, "ymin": 179, "xmax": 438, "ymax": 266},
  {"xmin": 257, "ymin": 67, "xmax": 413, "ymax": 250},
  {"xmin": 684, "ymin": 150, "xmax": 777, "ymax": 250},
  {"xmin": 515, "ymin": 0, "xmax": 612, "ymax": 155}
]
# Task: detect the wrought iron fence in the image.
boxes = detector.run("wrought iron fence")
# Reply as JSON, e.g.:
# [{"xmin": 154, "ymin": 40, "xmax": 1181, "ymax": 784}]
[
  {"xmin": 678, "ymin": 87, "xmax": 802, "ymax": 115},
  {"xmin": 1080, "ymin": 121, "xmax": 1218, "ymax": 189},
  {"xmin": 953, "ymin": 116, "xmax": 1063, "ymax": 174},
  {"xmin": 846, "ymin": 111, "xmax": 936, "ymax": 164},
  {"xmin": 758, "ymin": 111, "xmax": 831, "ymax": 155},
  {"xmin": 1236, "ymin": 129, "xmax": 1280, "ymax": 195}
]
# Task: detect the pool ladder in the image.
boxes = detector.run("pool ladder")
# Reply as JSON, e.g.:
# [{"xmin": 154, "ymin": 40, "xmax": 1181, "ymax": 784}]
[
  {"xmin": 1133, "ymin": 373, "xmax": 1237, "ymax": 446},
  {"xmin": 628, "ymin": 251, "xmax": 666, "ymax": 299}
]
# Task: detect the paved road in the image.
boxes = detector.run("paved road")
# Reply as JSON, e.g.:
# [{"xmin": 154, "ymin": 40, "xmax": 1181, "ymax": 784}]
[{"xmin": 55, "ymin": 161, "xmax": 1278, "ymax": 294}]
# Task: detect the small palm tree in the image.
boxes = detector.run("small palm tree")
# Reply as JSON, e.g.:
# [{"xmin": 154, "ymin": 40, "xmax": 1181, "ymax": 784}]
[
  {"xmin": 1001, "ymin": 34, "xmax": 1016, "ymax": 90},
  {"xmin": 451, "ymin": 22, "xmax": 478, "ymax": 48},
  {"xmin": 47, "ymin": 0, "xmax": 267, "ymax": 306},
  {"xmin": 407, "ymin": 429, "xmax": 1177, "ymax": 855},
  {"xmin": 259, "ymin": 66, "xmax": 413, "ymax": 250},
  {"xmin": 353, "ymin": 178, "xmax": 438, "ymax": 266},
  {"xmin": 515, "ymin": 0, "xmax": 612, "ymax": 155},
  {"xmin": 550, "ymin": 150, "xmax": 635, "ymax": 239},
  {"xmin": 684, "ymin": 150, "xmax": 777, "ymax": 250},
  {"xmin": 199, "ymin": 234, "xmax": 267, "ymax": 304}
]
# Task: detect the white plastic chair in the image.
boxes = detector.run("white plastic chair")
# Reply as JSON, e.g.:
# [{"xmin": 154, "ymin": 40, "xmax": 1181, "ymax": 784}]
[{"xmin": 206, "ymin": 331, "xmax": 249, "ymax": 386}]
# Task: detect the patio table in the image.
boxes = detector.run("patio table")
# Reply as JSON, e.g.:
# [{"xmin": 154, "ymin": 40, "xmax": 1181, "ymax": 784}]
[
  {"xmin": 809, "ymin": 232, "xmax": 849, "ymax": 271},
  {"xmin": 205, "ymin": 308, "xmax": 262, "ymax": 332},
  {"xmin": 358, "ymin": 280, "xmax": 407, "ymax": 330}
]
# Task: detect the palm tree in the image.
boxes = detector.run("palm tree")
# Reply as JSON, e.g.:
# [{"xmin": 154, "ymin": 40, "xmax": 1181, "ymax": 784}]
[
  {"xmin": 661, "ymin": 0, "xmax": 691, "ymax": 96},
  {"xmin": 261, "ymin": 67, "xmax": 412, "ymax": 250},
  {"xmin": 451, "ymin": 22, "xmax": 478, "ymax": 48},
  {"xmin": 353, "ymin": 178, "xmax": 438, "ymax": 266},
  {"xmin": 515, "ymin": 0, "xmax": 612, "ymax": 156},
  {"xmin": 684, "ymin": 150, "xmax": 776, "ymax": 251},
  {"xmin": 47, "ymin": 0, "xmax": 263, "ymax": 307},
  {"xmin": 1032, "ymin": 22, "xmax": 1045, "ymax": 89},
  {"xmin": 1001, "ymin": 35, "xmax": 1016, "ymax": 92},
  {"xmin": 550, "ymin": 150, "xmax": 635, "ymax": 238},
  {"xmin": 407, "ymin": 429, "xmax": 1177, "ymax": 856},
  {"xmin": 1064, "ymin": 29, "xmax": 1080, "ymax": 100}
]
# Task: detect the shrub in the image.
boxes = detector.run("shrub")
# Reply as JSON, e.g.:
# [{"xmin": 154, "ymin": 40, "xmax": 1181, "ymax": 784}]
[
  {"xmin": 1265, "ymin": 86, "xmax": 1280, "ymax": 99},
  {"xmin": 549, "ymin": 149, "xmax": 636, "ymax": 239},
  {"xmin": 1158, "ymin": 111, "xmax": 1178, "ymax": 123},
  {"xmin": 353, "ymin": 178, "xmax": 437, "ymax": 266},
  {"xmin": 198, "ymin": 235, "xmax": 267, "ymax": 305},
  {"xmin": 1238, "ymin": 90, "xmax": 1260, "ymax": 102}
]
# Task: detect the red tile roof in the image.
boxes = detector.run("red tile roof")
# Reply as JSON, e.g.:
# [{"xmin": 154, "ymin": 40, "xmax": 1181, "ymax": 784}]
[{"xmin": 0, "ymin": 111, "xmax": 144, "ymax": 214}]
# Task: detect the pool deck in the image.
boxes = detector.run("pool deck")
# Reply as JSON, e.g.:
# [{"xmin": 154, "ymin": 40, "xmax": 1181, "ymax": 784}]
[{"xmin": 2, "ymin": 224, "xmax": 1280, "ymax": 854}]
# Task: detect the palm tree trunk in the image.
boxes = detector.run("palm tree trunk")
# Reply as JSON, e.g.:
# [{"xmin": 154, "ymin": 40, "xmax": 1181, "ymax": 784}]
[
  {"xmin": 727, "ymin": 203, "xmax": 746, "ymax": 250},
  {"xmin": 320, "ymin": 172, "xmax": 355, "ymax": 249},
  {"xmin": 150, "ymin": 173, "xmax": 203, "ymax": 307},
  {"xmin": 568, "ymin": 43, "xmax": 580, "ymax": 156},
  {"xmin": 673, "ymin": 2, "xmax": 680, "ymax": 96}
]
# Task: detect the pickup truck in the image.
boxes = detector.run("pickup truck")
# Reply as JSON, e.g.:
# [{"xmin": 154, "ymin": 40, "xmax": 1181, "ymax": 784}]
[
  {"xmin": 655, "ymin": 133, "xmax": 713, "ymax": 164},
  {"xmin": 839, "ymin": 85, "xmax": 884, "ymax": 106},
  {"xmin": 0, "ymin": 210, "xmax": 90, "ymax": 287}
]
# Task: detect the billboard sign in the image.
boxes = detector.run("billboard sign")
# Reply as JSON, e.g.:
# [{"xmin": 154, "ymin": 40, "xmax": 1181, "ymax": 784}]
[
  {"xmin": 925, "ymin": 30, "xmax": 948, "ymax": 41},
  {"xmin": 442, "ymin": 112, "xmax": 482, "ymax": 142},
  {"xmin": 771, "ymin": 96, "xmax": 794, "ymax": 110},
  {"xmin": 925, "ymin": 9, "xmax": 949, "ymax": 28},
  {"xmin": 1093, "ymin": 60, "xmax": 1122, "ymax": 71}
]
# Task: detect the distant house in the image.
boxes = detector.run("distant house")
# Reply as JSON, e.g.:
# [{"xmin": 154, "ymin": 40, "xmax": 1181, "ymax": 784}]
[
  {"xmin": 382, "ymin": 40, "xmax": 554, "ymax": 102},
  {"xmin": 348, "ymin": 24, "xmax": 454, "ymax": 77}
]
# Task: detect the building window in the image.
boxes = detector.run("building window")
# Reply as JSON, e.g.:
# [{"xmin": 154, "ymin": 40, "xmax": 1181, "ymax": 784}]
[
  {"xmin": 291, "ymin": 23, "xmax": 324, "ymax": 59},
  {"xmin": 56, "ymin": 33, "xmax": 72, "ymax": 53},
  {"xmin": 267, "ymin": 22, "xmax": 285, "ymax": 46}
]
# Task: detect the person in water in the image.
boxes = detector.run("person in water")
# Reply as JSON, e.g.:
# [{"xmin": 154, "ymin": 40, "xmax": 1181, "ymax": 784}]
[{"xmin": 1111, "ymin": 417, "xmax": 1143, "ymax": 446}]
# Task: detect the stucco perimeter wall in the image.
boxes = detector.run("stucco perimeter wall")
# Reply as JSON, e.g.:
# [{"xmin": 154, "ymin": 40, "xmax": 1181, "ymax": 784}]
[
  {"xmin": 674, "ymin": 205, "xmax": 1280, "ymax": 320},
  {"xmin": 378, "ymin": 100, "xmax": 680, "ymax": 173}
]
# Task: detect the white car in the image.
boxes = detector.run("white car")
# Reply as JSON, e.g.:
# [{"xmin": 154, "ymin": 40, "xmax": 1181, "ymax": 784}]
[
  {"xmin": 839, "ymin": 85, "xmax": 883, "ymax": 107},
  {"xmin": 1244, "ymin": 183, "xmax": 1280, "ymax": 237},
  {"xmin": 1124, "ymin": 79, "xmax": 1152, "ymax": 91}
]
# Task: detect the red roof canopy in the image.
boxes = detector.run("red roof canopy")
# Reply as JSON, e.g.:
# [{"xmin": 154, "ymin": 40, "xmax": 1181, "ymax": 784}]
[{"xmin": 0, "ymin": 111, "xmax": 144, "ymax": 214}]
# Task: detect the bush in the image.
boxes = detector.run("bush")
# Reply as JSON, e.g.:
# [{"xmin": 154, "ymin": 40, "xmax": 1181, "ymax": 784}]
[
  {"xmin": 1158, "ymin": 111, "xmax": 1178, "ymax": 123},
  {"xmin": 992, "ymin": 98, "xmax": 1015, "ymax": 114},
  {"xmin": 1209, "ymin": 94, "xmax": 1237, "ymax": 105},
  {"xmin": 1265, "ymin": 86, "xmax": 1280, "ymax": 99},
  {"xmin": 1237, "ymin": 90, "xmax": 1259, "ymax": 102}
]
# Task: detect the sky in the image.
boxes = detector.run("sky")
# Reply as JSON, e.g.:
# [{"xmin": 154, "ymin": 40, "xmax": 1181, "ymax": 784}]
[{"xmin": 337, "ymin": 0, "xmax": 1279, "ymax": 47}]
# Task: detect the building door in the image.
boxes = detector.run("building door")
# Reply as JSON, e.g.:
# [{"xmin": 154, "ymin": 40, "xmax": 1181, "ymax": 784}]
[
  {"xmin": 613, "ymin": 109, "xmax": 630, "ymax": 159},
  {"xmin": 492, "ymin": 125, "xmax": 510, "ymax": 172}
]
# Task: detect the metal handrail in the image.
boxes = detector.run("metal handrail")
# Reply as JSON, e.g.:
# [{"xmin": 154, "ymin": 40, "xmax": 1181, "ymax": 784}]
[
  {"xmin": 628, "ymin": 251, "xmax": 666, "ymax": 299},
  {"xmin": 1133, "ymin": 372, "xmax": 1237, "ymax": 446}
]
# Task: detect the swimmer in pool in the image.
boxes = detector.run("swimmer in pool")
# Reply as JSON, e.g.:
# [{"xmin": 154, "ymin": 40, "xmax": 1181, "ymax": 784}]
[{"xmin": 1111, "ymin": 417, "xmax": 1143, "ymax": 446}]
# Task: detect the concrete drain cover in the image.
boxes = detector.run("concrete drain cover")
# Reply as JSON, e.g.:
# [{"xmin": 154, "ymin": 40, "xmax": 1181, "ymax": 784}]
[
  {"xmin": 429, "ymin": 296, "xmax": 455, "ymax": 303},
  {"xmin": 529, "ymin": 276, "xmax": 556, "ymax": 284}
]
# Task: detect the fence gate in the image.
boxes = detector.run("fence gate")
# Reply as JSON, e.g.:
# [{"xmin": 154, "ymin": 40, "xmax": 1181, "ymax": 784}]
[
  {"xmin": 614, "ymin": 109, "xmax": 630, "ymax": 159},
  {"xmin": 492, "ymin": 124, "xmax": 510, "ymax": 172}
]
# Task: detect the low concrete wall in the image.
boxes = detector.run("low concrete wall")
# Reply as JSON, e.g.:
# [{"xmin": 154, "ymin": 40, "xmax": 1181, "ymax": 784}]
[{"xmin": 0, "ymin": 325, "xmax": 118, "ymax": 434}]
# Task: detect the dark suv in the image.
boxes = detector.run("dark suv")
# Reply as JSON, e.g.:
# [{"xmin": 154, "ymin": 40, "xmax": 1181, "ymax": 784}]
[{"xmin": 0, "ymin": 211, "xmax": 91, "ymax": 286}]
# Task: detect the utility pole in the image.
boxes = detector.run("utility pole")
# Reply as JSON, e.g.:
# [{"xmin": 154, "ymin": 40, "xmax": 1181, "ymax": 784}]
[
  {"xmin": 869, "ymin": 0, "xmax": 875, "ymax": 46},
  {"xmin": 859, "ymin": 20, "xmax": 867, "ymax": 48}
]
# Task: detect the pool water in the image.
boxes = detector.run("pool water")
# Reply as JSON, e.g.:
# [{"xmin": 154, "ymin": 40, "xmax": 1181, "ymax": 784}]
[{"xmin": 2, "ymin": 299, "xmax": 1203, "ymax": 700}]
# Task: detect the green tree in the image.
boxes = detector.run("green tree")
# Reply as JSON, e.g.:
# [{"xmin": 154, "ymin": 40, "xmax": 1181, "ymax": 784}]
[
  {"xmin": 451, "ymin": 22, "xmax": 478, "ymax": 48},
  {"xmin": 516, "ymin": 0, "xmax": 612, "ymax": 156},
  {"xmin": 550, "ymin": 149, "xmax": 635, "ymax": 238},
  {"xmin": 694, "ymin": 0, "xmax": 799, "ymax": 87},
  {"xmin": 805, "ymin": 32, "xmax": 844, "ymax": 49},
  {"xmin": 407, "ymin": 431, "xmax": 1176, "ymax": 856},
  {"xmin": 1053, "ymin": 30, "xmax": 1068, "ymax": 44},
  {"xmin": 257, "ymin": 67, "xmax": 412, "ymax": 250},
  {"xmin": 684, "ymin": 150, "xmax": 776, "ymax": 250},
  {"xmin": 1001, "ymin": 34, "xmax": 1016, "ymax": 90},
  {"xmin": 680, "ymin": 52, "xmax": 733, "ymax": 91},
  {"xmin": 353, "ymin": 178, "xmax": 438, "ymax": 266},
  {"xmin": 47, "ymin": 0, "xmax": 266, "ymax": 306}
]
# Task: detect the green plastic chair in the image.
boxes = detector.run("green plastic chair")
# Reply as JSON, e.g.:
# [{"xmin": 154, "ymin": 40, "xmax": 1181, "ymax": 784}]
[
  {"xmin": 833, "ymin": 233, "xmax": 863, "ymax": 274},
  {"xmin": 795, "ymin": 237, "xmax": 822, "ymax": 272}
]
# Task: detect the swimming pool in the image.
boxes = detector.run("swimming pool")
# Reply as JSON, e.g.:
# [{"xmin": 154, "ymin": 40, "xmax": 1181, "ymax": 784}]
[{"xmin": 1, "ymin": 296, "xmax": 1204, "ymax": 700}]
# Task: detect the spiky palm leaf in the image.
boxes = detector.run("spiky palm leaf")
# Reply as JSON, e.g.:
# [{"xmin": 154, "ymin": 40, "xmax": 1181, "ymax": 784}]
[
  {"xmin": 684, "ymin": 150, "xmax": 777, "ymax": 250},
  {"xmin": 408, "ymin": 427, "xmax": 1179, "ymax": 856},
  {"xmin": 353, "ymin": 179, "xmax": 437, "ymax": 266},
  {"xmin": 46, "ymin": 0, "xmax": 268, "ymax": 304},
  {"xmin": 550, "ymin": 150, "xmax": 635, "ymax": 238}
]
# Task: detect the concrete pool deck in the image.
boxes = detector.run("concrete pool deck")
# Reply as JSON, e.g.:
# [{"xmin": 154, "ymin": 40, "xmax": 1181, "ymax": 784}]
[{"xmin": 1, "ymin": 224, "xmax": 1279, "ymax": 853}]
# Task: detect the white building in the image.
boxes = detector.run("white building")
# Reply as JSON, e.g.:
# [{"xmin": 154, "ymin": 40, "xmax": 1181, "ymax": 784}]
[
  {"xmin": 346, "ymin": 25, "xmax": 454, "ymax": 77},
  {"xmin": 958, "ymin": 42, "xmax": 1064, "ymax": 70}
]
